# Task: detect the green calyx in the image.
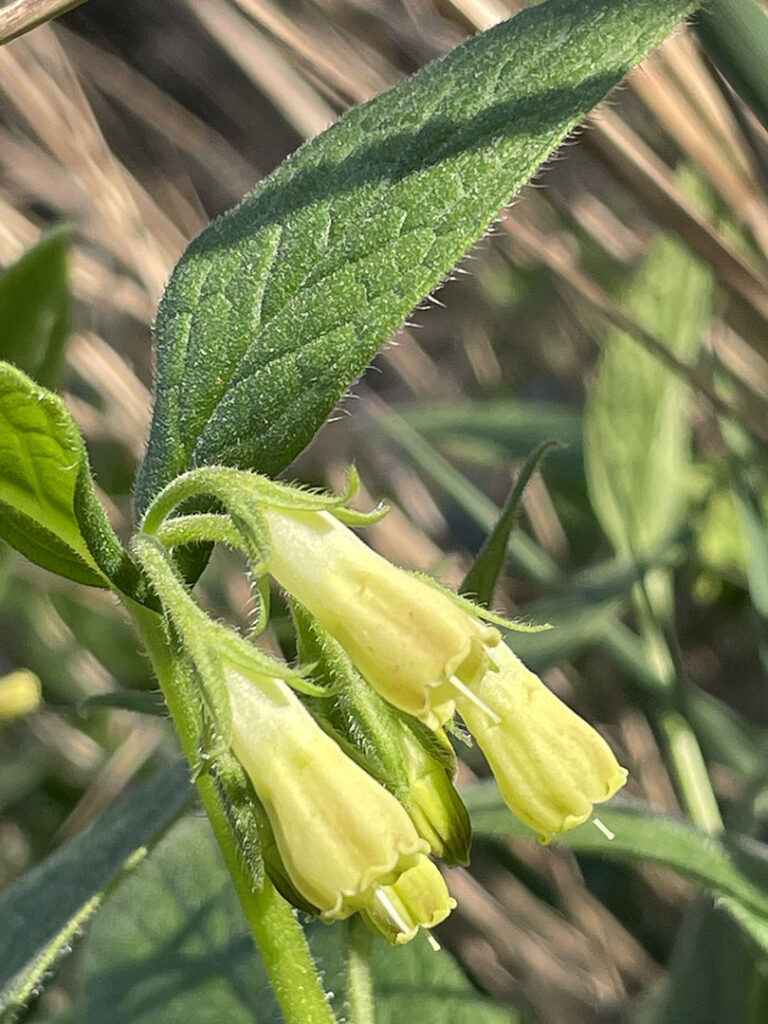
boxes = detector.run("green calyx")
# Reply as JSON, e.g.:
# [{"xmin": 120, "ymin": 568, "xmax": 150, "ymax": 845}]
[
  {"xmin": 130, "ymin": 534, "xmax": 306, "ymax": 746},
  {"xmin": 141, "ymin": 464, "xmax": 386, "ymax": 559}
]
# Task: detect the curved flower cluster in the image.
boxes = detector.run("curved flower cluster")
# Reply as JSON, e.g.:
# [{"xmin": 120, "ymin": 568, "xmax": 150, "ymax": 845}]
[{"xmin": 139, "ymin": 468, "xmax": 628, "ymax": 947}]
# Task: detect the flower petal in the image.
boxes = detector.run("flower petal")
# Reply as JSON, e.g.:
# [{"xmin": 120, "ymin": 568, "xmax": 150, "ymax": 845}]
[
  {"xmin": 263, "ymin": 507, "xmax": 498, "ymax": 727},
  {"xmin": 456, "ymin": 644, "xmax": 627, "ymax": 841},
  {"xmin": 226, "ymin": 667, "xmax": 428, "ymax": 918}
]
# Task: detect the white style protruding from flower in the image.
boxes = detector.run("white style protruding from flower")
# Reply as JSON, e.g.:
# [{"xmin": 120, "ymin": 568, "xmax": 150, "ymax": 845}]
[
  {"xmin": 262, "ymin": 507, "xmax": 501, "ymax": 729},
  {"xmin": 456, "ymin": 643, "xmax": 628, "ymax": 842},
  {"xmin": 225, "ymin": 666, "xmax": 429, "ymax": 921}
]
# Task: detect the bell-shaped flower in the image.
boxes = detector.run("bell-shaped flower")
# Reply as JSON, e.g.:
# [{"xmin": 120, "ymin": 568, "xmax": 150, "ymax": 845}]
[
  {"xmin": 360, "ymin": 854, "xmax": 456, "ymax": 946},
  {"xmin": 225, "ymin": 665, "xmax": 429, "ymax": 920},
  {"xmin": 455, "ymin": 643, "xmax": 627, "ymax": 842},
  {"xmin": 262, "ymin": 507, "xmax": 500, "ymax": 729}
]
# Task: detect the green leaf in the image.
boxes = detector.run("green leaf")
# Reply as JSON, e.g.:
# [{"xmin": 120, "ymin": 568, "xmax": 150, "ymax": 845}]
[
  {"xmin": 0, "ymin": 500, "xmax": 104, "ymax": 588},
  {"xmin": 403, "ymin": 399, "xmax": 583, "ymax": 460},
  {"xmin": 44, "ymin": 816, "xmax": 517, "ymax": 1024},
  {"xmin": 0, "ymin": 362, "xmax": 146, "ymax": 597},
  {"xmin": 356, "ymin": 929, "xmax": 517, "ymax": 1024},
  {"xmin": 375, "ymin": 405, "xmax": 560, "ymax": 584},
  {"xmin": 0, "ymin": 362, "xmax": 104, "ymax": 587},
  {"xmin": 79, "ymin": 691, "xmax": 168, "ymax": 717},
  {"xmin": 721, "ymin": 421, "xmax": 768, "ymax": 678},
  {"xmin": 136, "ymin": 0, "xmax": 695, "ymax": 516},
  {"xmin": 598, "ymin": 618, "xmax": 767, "ymax": 779},
  {"xmin": 584, "ymin": 179, "xmax": 715, "ymax": 561},
  {"xmin": 39, "ymin": 817, "xmax": 281, "ymax": 1024},
  {"xmin": 504, "ymin": 552, "xmax": 667, "ymax": 671},
  {"xmin": 714, "ymin": 896, "xmax": 768, "ymax": 960},
  {"xmin": 0, "ymin": 761, "xmax": 193, "ymax": 1018},
  {"xmin": 398, "ymin": 398, "xmax": 594, "ymax": 557},
  {"xmin": 654, "ymin": 900, "xmax": 759, "ymax": 1024},
  {"xmin": 462, "ymin": 440, "xmax": 560, "ymax": 606},
  {"xmin": 685, "ymin": 687, "xmax": 766, "ymax": 780},
  {"xmin": 695, "ymin": 0, "xmax": 768, "ymax": 135},
  {"xmin": 467, "ymin": 784, "xmax": 768, "ymax": 947},
  {"xmin": 0, "ymin": 229, "xmax": 69, "ymax": 389}
]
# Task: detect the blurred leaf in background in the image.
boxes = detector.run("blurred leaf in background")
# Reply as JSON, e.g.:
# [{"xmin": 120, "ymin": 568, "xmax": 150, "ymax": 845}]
[
  {"xmin": 584, "ymin": 169, "xmax": 715, "ymax": 590},
  {"xmin": 0, "ymin": 228, "xmax": 69, "ymax": 390}
]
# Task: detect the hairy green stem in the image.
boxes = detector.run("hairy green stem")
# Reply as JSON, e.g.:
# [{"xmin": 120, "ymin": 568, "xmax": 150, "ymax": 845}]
[
  {"xmin": 140, "ymin": 466, "xmax": 246, "ymax": 535},
  {"xmin": 155, "ymin": 513, "xmax": 244, "ymax": 550},
  {"xmin": 345, "ymin": 916, "xmax": 376, "ymax": 1024},
  {"xmin": 127, "ymin": 599, "xmax": 337, "ymax": 1024}
]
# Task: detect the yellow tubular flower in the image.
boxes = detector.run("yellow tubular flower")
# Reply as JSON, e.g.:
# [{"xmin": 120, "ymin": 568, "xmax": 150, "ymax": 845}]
[
  {"xmin": 360, "ymin": 854, "xmax": 456, "ymax": 946},
  {"xmin": 262, "ymin": 507, "xmax": 500, "ymax": 729},
  {"xmin": 455, "ymin": 643, "xmax": 628, "ymax": 842},
  {"xmin": 225, "ymin": 667, "xmax": 428, "ymax": 920}
]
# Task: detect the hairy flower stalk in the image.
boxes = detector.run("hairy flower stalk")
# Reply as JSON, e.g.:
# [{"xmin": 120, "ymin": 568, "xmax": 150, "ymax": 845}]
[
  {"xmin": 225, "ymin": 666, "xmax": 432, "ymax": 922},
  {"xmin": 456, "ymin": 644, "xmax": 628, "ymax": 841},
  {"xmin": 262, "ymin": 506, "xmax": 501, "ymax": 729}
]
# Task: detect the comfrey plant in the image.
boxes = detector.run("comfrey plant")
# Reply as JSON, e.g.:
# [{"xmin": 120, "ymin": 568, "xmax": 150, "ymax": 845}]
[{"xmin": 0, "ymin": 2, "xmax": 703, "ymax": 1021}]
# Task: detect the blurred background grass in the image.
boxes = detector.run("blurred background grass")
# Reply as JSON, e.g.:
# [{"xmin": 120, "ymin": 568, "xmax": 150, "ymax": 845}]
[{"xmin": 1, "ymin": 1, "xmax": 768, "ymax": 1020}]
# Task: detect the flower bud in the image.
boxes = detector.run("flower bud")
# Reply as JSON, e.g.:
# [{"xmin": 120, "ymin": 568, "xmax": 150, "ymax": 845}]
[
  {"xmin": 360, "ymin": 854, "xmax": 456, "ymax": 945},
  {"xmin": 397, "ymin": 724, "xmax": 470, "ymax": 866},
  {"xmin": 455, "ymin": 643, "xmax": 627, "ymax": 842},
  {"xmin": 225, "ymin": 665, "xmax": 428, "ymax": 920},
  {"xmin": 263, "ymin": 507, "xmax": 500, "ymax": 729}
]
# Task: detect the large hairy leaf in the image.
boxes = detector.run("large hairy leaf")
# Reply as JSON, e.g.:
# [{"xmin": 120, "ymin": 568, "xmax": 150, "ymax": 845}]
[
  {"xmin": 136, "ymin": 0, "xmax": 696, "ymax": 517},
  {"xmin": 0, "ymin": 763, "xmax": 193, "ymax": 1017},
  {"xmin": 42, "ymin": 816, "xmax": 516, "ymax": 1024}
]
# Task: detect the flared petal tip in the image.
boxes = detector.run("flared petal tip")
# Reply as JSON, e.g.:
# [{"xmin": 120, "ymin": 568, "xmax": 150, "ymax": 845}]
[
  {"xmin": 320, "ymin": 836, "xmax": 430, "ymax": 922},
  {"xmin": 390, "ymin": 894, "xmax": 458, "ymax": 945},
  {"xmin": 534, "ymin": 763, "xmax": 629, "ymax": 844}
]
